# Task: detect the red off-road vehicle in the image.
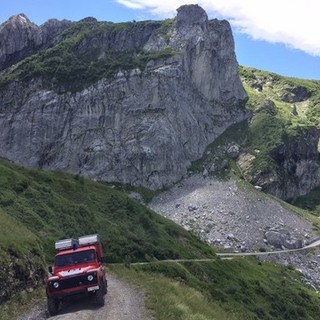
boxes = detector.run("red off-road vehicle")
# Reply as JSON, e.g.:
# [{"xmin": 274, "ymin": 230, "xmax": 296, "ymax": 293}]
[{"xmin": 46, "ymin": 234, "xmax": 107, "ymax": 316}]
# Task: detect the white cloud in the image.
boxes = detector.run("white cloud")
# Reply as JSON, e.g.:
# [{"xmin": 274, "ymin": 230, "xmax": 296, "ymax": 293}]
[
  {"xmin": 117, "ymin": 0, "xmax": 145, "ymax": 10},
  {"xmin": 116, "ymin": 0, "xmax": 320, "ymax": 56}
]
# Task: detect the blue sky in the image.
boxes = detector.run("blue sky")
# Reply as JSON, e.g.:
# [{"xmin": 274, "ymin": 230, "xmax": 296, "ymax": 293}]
[{"xmin": 1, "ymin": 0, "xmax": 320, "ymax": 80}]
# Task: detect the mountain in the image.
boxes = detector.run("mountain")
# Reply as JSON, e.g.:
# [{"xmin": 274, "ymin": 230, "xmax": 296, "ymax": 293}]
[
  {"xmin": 0, "ymin": 5, "xmax": 248, "ymax": 190},
  {"xmin": 1, "ymin": 4, "xmax": 320, "ymax": 319},
  {"xmin": 238, "ymin": 67, "xmax": 320, "ymax": 200},
  {"xmin": 0, "ymin": 14, "xmax": 71, "ymax": 70}
]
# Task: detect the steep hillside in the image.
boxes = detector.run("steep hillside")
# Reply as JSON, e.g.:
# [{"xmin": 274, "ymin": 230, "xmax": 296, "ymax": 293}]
[
  {"xmin": 0, "ymin": 157, "xmax": 215, "ymax": 309},
  {"xmin": 0, "ymin": 5, "xmax": 248, "ymax": 190},
  {"xmin": 0, "ymin": 158, "xmax": 215, "ymax": 263},
  {"xmin": 238, "ymin": 67, "xmax": 320, "ymax": 200},
  {"xmin": 0, "ymin": 208, "xmax": 45, "ymax": 304}
]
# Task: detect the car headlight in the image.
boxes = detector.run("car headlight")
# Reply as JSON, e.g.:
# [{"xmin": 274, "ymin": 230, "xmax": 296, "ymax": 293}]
[
  {"xmin": 87, "ymin": 274, "xmax": 94, "ymax": 281},
  {"xmin": 53, "ymin": 282, "xmax": 59, "ymax": 288}
]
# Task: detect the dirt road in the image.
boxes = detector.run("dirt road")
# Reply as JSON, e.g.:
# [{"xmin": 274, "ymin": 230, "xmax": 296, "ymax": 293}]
[{"xmin": 20, "ymin": 274, "xmax": 153, "ymax": 320}]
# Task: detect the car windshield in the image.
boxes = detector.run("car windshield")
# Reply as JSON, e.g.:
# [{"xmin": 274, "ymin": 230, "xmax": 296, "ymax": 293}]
[{"xmin": 55, "ymin": 249, "xmax": 96, "ymax": 267}]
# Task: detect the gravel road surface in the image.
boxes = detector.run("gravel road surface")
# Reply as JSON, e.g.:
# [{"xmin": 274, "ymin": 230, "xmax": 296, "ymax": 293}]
[{"xmin": 20, "ymin": 274, "xmax": 153, "ymax": 320}]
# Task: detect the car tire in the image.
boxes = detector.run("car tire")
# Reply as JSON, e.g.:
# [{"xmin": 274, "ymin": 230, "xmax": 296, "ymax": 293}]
[
  {"xmin": 96, "ymin": 285, "xmax": 105, "ymax": 306},
  {"xmin": 47, "ymin": 297, "xmax": 59, "ymax": 316}
]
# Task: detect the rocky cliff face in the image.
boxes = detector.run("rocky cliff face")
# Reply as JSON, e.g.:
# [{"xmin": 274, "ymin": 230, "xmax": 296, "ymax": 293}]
[
  {"xmin": 271, "ymin": 127, "xmax": 320, "ymax": 199},
  {"xmin": 238, "ymin": 127, "xmax": 320, "ymax": 200},
  {"xmin": 238, "ymin": 67, "xmax": 320, "ymax": 200},
  {"xmin": 0, "ymin": 253, "xmax": 46, "ymax": 304},
  {"xmin": 0, "ymin": 249, "xmax": 45, "ymax": 304},
  {"xmin": 0, "ymin": 5, "xmax": 248, "ymax": 189},
  {"xmin": 0, "ymin": 14, "xmax": 71, "ymax": 71}
]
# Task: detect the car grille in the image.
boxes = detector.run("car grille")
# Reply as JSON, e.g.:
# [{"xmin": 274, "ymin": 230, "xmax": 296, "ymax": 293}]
[{"xmin": 49, "ymin": 273, "xmax": 97, "ymax": 291}]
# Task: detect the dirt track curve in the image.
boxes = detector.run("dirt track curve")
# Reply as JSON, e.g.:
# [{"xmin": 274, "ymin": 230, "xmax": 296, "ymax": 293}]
[{"xmin": 20, "ymin": 274, "xmax": 153, "ymax": 320}]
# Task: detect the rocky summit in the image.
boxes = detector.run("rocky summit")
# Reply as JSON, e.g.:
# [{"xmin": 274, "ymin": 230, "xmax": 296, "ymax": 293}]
[{"xmin": 0, "ymin": 5, "xmax": 248, "ymax": 189}]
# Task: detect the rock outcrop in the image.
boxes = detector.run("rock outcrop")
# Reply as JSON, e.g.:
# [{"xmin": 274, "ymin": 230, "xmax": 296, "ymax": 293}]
[
  {"xmin": 0, "ymin": 5, "xmax": 248, "ymax": 189},
  {"xmin": 0, "ymin": 250, "xmax": 45, "ymax": 304},
  {"xmin": 238, "ymin": 127, "xmax": 320, "ymax": 200},
  {"xmin": 0, "ymin": 14, "xmax": 71, "ymax": 71}
]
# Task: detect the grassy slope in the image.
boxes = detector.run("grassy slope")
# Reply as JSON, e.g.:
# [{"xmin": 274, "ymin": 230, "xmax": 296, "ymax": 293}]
[
  {"xmin": 2, "ymin": 157, "xmax": 320, "ymax": 319},
  {"xmin": 0, "ymin": 207, "xmax": 41, "ymax": 259},
  {"xmin": 0, "ymin": 158, "xmax": 215, "ymax": 263},
  {"xmin": 239, "ymin": 66, "xmax": 320, "ymax": 133},
  {"xmin": 190, "ymin": 67, "xmax": 320, "ymax": 179},
  {"xmin": 0, "ymin": 208, "xmax": 45, "ymax": 320},
  {"xmin": 112, "ymin": 258, "xmax": 320, "ymax": 320},
  {"xmin": 190, "ymin": 66, "xmax": 320, "ymax": 199}
]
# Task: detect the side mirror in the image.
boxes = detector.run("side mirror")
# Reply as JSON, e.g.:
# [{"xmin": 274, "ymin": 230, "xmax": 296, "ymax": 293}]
[{"xmin": 48, "ymin": 266, "xmax": 53, "ymax": 274}]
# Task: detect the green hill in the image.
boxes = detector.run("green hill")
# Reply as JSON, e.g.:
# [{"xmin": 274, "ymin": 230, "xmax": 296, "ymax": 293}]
[
  {"xmin": 0, "ymin": 158, "xmax": 215, "ymax": 264},
  {"xmin": 1, "ymin": 156, "xmax": 320, "ymax": 320}
]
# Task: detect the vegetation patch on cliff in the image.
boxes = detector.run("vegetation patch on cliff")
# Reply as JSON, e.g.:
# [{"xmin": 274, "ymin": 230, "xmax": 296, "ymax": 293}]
[
  {"xmin": 0, "ymin": 19, "xmax": 178, "ymax": 92},
  {"xmin": 292, "ymin": 186, "xmax": 320, "ymax": 216},
  {"xmin": 238, "ymin": 67, "xmax": 320, "ymax": 192}
]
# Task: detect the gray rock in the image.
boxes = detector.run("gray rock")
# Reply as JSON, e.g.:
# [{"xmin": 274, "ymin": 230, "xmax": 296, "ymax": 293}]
[
  {"xmin": 128, "ymin": 192, "xmax": 144, "ymax": 203},
  {"xmin": 188, "ymin": 205, "xmax": 199, "ymax": 212},
  {"xmin": 227, "ymin": 144, "xmax": 240, "ymax": 159},
  {"xmin": 265, "ymin": 230, "xmax": 289, "ymax": 249},
  {"xmin": 202, "ymin": 168, "xmax": 209, "ymax": 177},
  {"xmin": 227, "ymin": 233, "xmax": 236, "ymax": 241},
  {"xmin": 280, "ymin": 85, "xmax": 311, "ymax": 103},
  {"xmin": 240, "ymin": 245, "xmax": 247, "ymax": 252},
  {"xmin": 291, "ymin": 104, "xmax": 298, "ymax": 116},
  {"xmin": 209, "ymin": 163, "xmax": 216, "ymax": 173},
  {"xmin": 176, "ymin": 4, "xmax": 208, "ymax": 29},
  {"xmin": 256, "ymin": 99, "xmax": 277, "ymax": 115},
  {"xmin": 238, "ymin": 126, "xmax": 320, "ymax": 200},
  {"xmin": 0, "ymin": 14, "xmax": 71, "ymax": 71},
  {"xmin": 220, "ymin": 159, "xmax": 229, "ymax": 170}
]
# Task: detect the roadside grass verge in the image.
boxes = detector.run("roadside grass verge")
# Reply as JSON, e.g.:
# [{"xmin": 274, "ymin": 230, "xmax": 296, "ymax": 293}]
[
  {"xmin": 110, "ymin": 258, "xmax": 320, "ymax": 320},
  {"xmin": 109, "ymin": 264, "xmax": 240, "ymax": 320}
]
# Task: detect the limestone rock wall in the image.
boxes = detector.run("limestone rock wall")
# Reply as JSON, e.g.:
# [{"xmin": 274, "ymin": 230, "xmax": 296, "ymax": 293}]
[{"xmin": 0, "ymin": 5, "xmax": 248, "ymax": 189}]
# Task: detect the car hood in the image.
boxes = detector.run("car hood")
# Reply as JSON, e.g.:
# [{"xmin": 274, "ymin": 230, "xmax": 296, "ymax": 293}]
[{"xmin": 55, "ymin": 265, "xmax": 97, "ymax": 278}]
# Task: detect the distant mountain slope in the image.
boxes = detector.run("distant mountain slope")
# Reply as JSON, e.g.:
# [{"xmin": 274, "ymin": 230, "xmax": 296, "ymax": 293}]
[{"xmin": 202, "ymin": 66, "xmax": 320, "ymax": 200}]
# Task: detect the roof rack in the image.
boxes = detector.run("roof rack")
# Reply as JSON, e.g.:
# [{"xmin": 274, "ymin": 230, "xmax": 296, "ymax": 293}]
[
  {"xmin": 78, "ymin": 234, "xmax": 100, "ymax": 247},
  {"xmin": 55, "ymin": 238, "xmax": 79, "ymax": 251}
]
